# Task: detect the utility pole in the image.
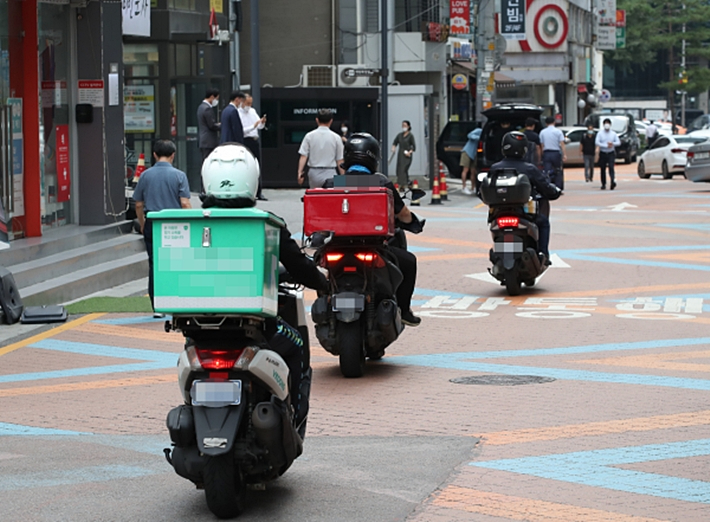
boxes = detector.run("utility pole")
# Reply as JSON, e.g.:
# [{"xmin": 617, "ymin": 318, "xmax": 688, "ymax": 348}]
[
  {"xmin": 681, "ymin": 4, "xmax": 687, "ymax": 128},
  {"xmin": 230, "ymin": 0, "xmax": 241, "ymax": 90},
  {"xmin": 475, "ymin": 0, "xmax": 495, "ymax": 121},
  {"xmin": 250, "ymin": 0, "xmax": 260, "ymax": 112},
  {"xmin": 380, "ymin": 0, "xmax": 388, "ymax": 176}
]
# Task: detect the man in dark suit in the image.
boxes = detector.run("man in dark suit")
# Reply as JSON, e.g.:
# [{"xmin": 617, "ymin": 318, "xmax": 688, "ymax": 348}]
[
  {"xmin": 220, "ymin": 91, "xmax": 246, "ymax": 144},
  {"xmin": 197, "ymin": 88, "xmax": 221, "ymax": 161}
]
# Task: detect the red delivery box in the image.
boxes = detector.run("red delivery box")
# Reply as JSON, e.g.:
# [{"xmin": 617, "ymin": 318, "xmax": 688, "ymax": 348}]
[{"xmin": 303, "ymin": 187, "xmax": 395, "ymax": 237}]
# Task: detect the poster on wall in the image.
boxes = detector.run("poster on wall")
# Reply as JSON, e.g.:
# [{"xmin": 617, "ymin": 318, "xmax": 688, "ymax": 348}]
[
  {"xmin": 8, "ymin": 98, "xmax": 23, "ymax": 218},
  {"xmin": 449, "ymin": 0, "xmax": 470, "ymax": 35},
  {"xmin": 78, "ymin": 80, "xmax": 104, "ymax": 107},
  {"xmin": 124, "ymin": 85, "xmax": 156, "ymax": 133},
  {"xmin": 122, "ymin": 0, "xmax": 151, "ymax": 37},
  {"xmin": 55, "ymin": 125, "xmax": 70, "ymax": 203}
]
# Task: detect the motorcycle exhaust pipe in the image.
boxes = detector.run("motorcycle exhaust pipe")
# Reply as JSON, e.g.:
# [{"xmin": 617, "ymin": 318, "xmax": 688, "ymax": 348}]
[{"xmin": 252, "ymin": 402, "xmax": 286, "ymax": 468}]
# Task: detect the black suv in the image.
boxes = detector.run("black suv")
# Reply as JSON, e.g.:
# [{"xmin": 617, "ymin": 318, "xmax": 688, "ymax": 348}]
[
  {"xmin": 435, "ymin": 103, "xmax": 544, "ymax": 178},
  {"xmin": 583, "ymin": 113, "xmax": 640, "ymax": 163}
]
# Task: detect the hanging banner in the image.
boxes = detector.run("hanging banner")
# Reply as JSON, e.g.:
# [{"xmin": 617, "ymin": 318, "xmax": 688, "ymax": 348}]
[
  {"xmin": 450, "ymin": 0, "xmax": 470, "ymax": 35},
  {"xmin": 55, "ymin": 125, "xmax": 70, "ymax": 203},
  {"xmin": 501, "ymin": 0, "xmax": 526, "ymax": 40},
  {"xmin": 122, "ymin": 0, "xmax": 151, "ymax": 37}
]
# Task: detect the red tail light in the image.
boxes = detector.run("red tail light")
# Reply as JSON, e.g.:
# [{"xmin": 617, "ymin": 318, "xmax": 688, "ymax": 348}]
[
  {"xmin": 355, "ymin": 252, "xmax": 386, "ymax": 268},
  {"xmin": 477, "ymin": 142, "xmax": 483, "ymax": 155},
  {"xmin": 687, "ymin": 151, "xmax": 695, "ymax": 160},
  {"xmin": 195, "ymin": 348, "xmax": 244, "ymax": 370},
  {"xmin": 497, "ymin": 216, "xmax": 520, "ymax": 228},
  {"xmin": 671, "ymin": 148, "xmax": 687, "ymax": 154},
  {"xmin": 323, "ymin": 253, "xmax": 344, "ymax": 267}
]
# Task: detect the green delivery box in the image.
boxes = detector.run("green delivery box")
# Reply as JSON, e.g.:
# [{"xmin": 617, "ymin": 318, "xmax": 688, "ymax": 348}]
[{"xmin": 149, "ymin": 208, "xmax": 284, "ymax": 316}]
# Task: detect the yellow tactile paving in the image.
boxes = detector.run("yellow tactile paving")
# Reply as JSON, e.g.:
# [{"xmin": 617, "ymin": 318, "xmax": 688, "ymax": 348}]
[
  {"xmin": 0, "ymin": 374, "xmax": 176, "ymax": 397},
  {"xmin": 0, "ymin": 313, "xmax": 105, "ymax": 358},
  {"xmin": 478, "ymin": 411, "xmax": 710, "ymax": 446},
  {"xmin": 579, "ymin": 350, "xmax": 710, "ymax": 372},
  {"xmin": 430, "ymin": 485, "xmax": 671, "ymax": 522}
]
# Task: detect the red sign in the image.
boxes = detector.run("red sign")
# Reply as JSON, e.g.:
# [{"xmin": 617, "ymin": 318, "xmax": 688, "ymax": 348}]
[
  {"xmin": 450, "ymin": 0, "xmax": 470, "ymax": 35},
  {"xmin": 78, "ymin": 80, "xmax": 104, "ymax": 89},
  {"xmin": 616, "ymin": 9, "xmax": 626, "ymax": 27},
  {"xmin": 55, "ymin": 125, "xmax": 70, "ymax": 203}
]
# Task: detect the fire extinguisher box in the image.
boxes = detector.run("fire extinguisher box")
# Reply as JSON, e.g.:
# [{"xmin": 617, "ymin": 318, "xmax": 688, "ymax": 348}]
[
  {"xmin": 148, "ymin": 208, "xmax": 284, "ymax": 316},
  {"xmin": 303, "ymin": 187, "xmax": 395, "ymax": 237}
]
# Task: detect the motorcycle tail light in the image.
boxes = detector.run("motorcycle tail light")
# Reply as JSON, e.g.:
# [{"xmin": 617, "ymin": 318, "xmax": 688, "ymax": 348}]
[
  {"xmin": 497, "ymin": 216, "xmax": 520, "ymax": 228},
  {"xmin": 194, "ymin": 347, "xmax": 244, "ymax": 370},
  {"xmin": 355, "ymin": 252, "xmax": 386, "ymax": 268},
  {"xmin": 323, "ymin": 252, "xmax": 344, "ymax": 266},
  {"xmin": 234, "ymin": 346, "xmax": 259, "ymax": 370}
]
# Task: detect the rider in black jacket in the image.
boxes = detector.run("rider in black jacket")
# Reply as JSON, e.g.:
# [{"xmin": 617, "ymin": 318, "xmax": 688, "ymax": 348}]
[
  {"xmin": 323, "ymin": 133, "xmax": 424, "ymax": 326},
  {"xmin": 490, "ymin": 131, "xmax": 562, "ymax": 259},
  {"xmin": 201, "ymin": 143, "xmax": 328, "ymax": 432}
]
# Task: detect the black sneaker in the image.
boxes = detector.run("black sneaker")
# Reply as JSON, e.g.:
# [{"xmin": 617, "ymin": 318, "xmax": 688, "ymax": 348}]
[
  {"xmin": 401, "ymin": 309, "xmax": 421, "ymax": 327},
  {"xmin": 610, "ymin": 181, "xmax": 616, "ymax": 190},
  {"xmin": 600, "ymin": 185, "xmax": 606, "ymax": 190}
]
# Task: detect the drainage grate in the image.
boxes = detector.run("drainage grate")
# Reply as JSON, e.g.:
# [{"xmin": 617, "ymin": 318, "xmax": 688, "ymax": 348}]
[{"xmin": 450, "ymin": 375, "xmax": 556, "ymax": 386}]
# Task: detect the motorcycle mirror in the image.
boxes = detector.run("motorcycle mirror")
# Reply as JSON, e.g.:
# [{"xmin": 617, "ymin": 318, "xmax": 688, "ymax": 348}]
[{"xmin": 409, "ymin": 188, "xmax": 426, "ymax": 201}]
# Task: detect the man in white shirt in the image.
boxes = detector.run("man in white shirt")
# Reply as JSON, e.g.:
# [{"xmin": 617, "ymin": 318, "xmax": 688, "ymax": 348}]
[
  {"xmin": 239, "ymin": 94, "xmax": 268, "ymax": 200},
  {"xmin": 595, "ymin": 117, "xmax": 621, "ymax": 190},
  {"xmin": 297, "ymin": 109, "xmax": 344, "ymax": 187},
  {"xmin": 538, "ymin": 116, "xmax": 567, "ymax": 190},
  {"xmin": 645, "ymin": 120, "xmax": 658, "ymax": 148}
]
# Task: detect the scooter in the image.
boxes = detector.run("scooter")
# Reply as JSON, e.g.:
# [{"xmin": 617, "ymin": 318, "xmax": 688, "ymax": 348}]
[
  {"xmin": 163, "ymin": 277, "xmax": 307, "ymax": 519},
  {"xmin": 480, "ymin": 168, "xmax": 548, "ymax": 296},
  {"xmin": 304, "ymin": 183, "xmax": 425, "ymax": 378}
]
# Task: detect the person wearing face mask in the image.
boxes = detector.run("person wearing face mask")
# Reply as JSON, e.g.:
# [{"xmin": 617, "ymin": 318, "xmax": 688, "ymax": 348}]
[
  {"xmin": 391, "ymin": 120, "xmax": 416, "ymax": 191},
  {"xmin": 579, "ymin": 124, "xmax": 597, "ymax": 182},
  {"xmin": 340, "ymin": 121, "xmax": 351, "ymax": 143},
  {"xmin": 595, "ymin": 118, "xmax": 621, "ymax": 190},
  {"xmin": 197, "ymin": 88, "xmax": 221, "ymax": 161},
  {"xmin": 220, "ymin": 91, "xmax": 246, "ymax": 145}
]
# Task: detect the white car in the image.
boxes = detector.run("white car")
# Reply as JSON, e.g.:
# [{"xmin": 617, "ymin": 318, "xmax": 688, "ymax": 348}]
[{"xmin": 637, "ymin": 135, "xmax": 708, "ymax": 179}]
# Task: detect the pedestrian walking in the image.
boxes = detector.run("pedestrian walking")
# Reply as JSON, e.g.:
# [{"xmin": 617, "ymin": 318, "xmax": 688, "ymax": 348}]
[
  {"xmin": 459, "ymin": 128, "xmax": 481, "ymax": 195},
  {"xmin": 220, "ymin": 91, "xmax": 246, "ymax": 144},
  {"xmin": 580, "ymin": 124, "xmax": 597, "ymax": 182},
  {"xmin": 340, "ymin": 121, "xmax": 351, "ymax": 143},
  {"xmin": 645, "ymin": 120, "xmax": 658, "ymax": 149},
  {"xmin": 239, "ymin": 93, "xmax": 268, "ymax": 200},
  {"xmin": 297, "ymin": 109, "xmax": 344, "ymax": 187},
  {"xmin": 196, "ymin": 88, "xmax": 221, "ymax": 162},
  {"xmin": 523, "ymin": 117, "xmax": 542, "ymax": 168},
  {"xmin": 539, "ymin": 116, "xmax": 567, "ymax": 190},
  {"xmin": 595, "ymin": 117, "xmax": 621, "ymax": 190},
  {"xmin": 132, "ymin": 139, "xmax": 192, "ymax": 316},
  {"xmin": 391, "ymin": 120, "xmax": 416, "ymax": 190}
]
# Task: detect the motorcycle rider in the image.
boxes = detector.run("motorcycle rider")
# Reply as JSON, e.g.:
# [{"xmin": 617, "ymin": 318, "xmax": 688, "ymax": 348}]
[
  {"xmin": 200, "ymin": 143, "xmax": 328, "ymax": 432},
  {"xmin": 490, "ymin": 131, "xmax": 562, "ymax": 261},
  {"xmin": 324, "ymin": 132, "xmax": 424, "ymax": 326}
]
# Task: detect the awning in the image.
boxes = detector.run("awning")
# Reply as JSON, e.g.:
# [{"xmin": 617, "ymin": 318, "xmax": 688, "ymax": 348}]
[{"xmin": 494, "ymin": 72, "xmax": 516, "ymax": 88}]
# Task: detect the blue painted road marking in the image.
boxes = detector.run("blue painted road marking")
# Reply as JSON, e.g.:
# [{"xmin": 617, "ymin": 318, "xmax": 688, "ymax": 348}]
[
  {"xmin": 472, "ymin": 439, "xmax": 710, "ymax": 504},
  {"xmin": 0, "ymin": 465, "xmax": 161, "ymax": 491},
  {"xmin": 0, "ymin": 422, "xmax": 90, "ymax": 436},
  {"xmin": 557, "ymin": 245, "xmax": 710, "ymax": 272}
]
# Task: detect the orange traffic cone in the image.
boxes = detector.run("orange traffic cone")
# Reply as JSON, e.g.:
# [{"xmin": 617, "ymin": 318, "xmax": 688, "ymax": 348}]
[
  {"xmin": 132, "ymin": 153, "xmax": 146, "ymax": 184},
  {"xmin": 429, "ymin": 174, "xmax": 441, "ymax": 205},
  {"xmin": 411, "ymin": 179, "xmax": 420, "ymax": 206},
  {"xmin": 439, "ymin": 162, "xmax": 448, "ymax": 201}
]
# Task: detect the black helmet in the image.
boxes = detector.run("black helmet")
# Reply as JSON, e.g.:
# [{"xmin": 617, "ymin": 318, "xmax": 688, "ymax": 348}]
[
  {"xmin": 501, "ymin": 131, "xmax": 528, "ymax": 159},
  {"xmin": 343, "ymin": 132, "xmax": 380, "ymax": 173}
]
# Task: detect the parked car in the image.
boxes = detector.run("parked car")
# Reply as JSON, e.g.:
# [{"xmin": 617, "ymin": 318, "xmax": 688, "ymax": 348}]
[
  {"xmin": 637, "ymin": 135, "xmax": 708, "ymax": 179},
  {"xmin": 675, "ymin": 108, "xmax": 704, "ymax": 126},
  {"xmin": 435, "ymin": 120, "xmax": 479, "ymax": 179},
  {"xmin": 475, "ymin": 103, "xmax": 544, "ymax": 174},
  {"xmin": 686, "ymin": 114, "xmax": 710, "ymax": 134},
  {"xmin": 685, "ymin": 140, "xmax": 710, "ymax": 182},
  {"xmin": 583, "ymin": 113, "xmax": 640, "ymax": 163},
  {"xmin": 560, "ymin": 126, "xmax": 599, "ymax": 166}
]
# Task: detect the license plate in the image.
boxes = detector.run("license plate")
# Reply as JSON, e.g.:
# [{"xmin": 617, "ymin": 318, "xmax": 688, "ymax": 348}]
[
  {"xmin": 694, "ymin": 152, "xmax": 709, "ymax": 160},
  {"xmin": 333, "ymin": 294, "xmax": 365, "ymax": 312},
  {"xmin": 191, "ymin": 380, "xmax": 242, "ymax": 407},
  {"xmin": 494, "ymin": 240, "xmax": 523, "ymax": 253}
]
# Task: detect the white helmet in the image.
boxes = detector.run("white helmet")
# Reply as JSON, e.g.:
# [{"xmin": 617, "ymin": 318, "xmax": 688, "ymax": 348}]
[{"xmin": 201, "ymin": 144, "xmax": 259, "ymax": 201}]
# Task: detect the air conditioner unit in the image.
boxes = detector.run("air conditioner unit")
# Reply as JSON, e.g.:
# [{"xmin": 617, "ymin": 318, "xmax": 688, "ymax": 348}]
[
  {"xmin": 302, "ymin": 65, "xmax": 335, "ymax": 87},
  {"xmin": 337, "ymin": 65, "xmax": 372, "ymax": 87}
]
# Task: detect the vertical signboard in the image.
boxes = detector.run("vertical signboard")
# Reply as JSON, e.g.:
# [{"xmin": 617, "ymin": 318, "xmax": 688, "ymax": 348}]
[
  {"xmin": 55, "ymin": 125, "xmax": 70, "ymax": 203},
  {"xmin": 598, "ymin": 0, "xmax": 617, "ymax": 25},
  {"xmin": 8, "ymin": 98, "xmax": 23, "ymax": 217},
  {"xmin": 122, "ymin": 0, "xmax": 151, "ymax": 37},
  {"xmin": 501, "ymin": 0, "xmax": 526, "ymax": 40},
  {"xmin": 450, "ymin": 0, "xmax": 470, "ymax": 35}
]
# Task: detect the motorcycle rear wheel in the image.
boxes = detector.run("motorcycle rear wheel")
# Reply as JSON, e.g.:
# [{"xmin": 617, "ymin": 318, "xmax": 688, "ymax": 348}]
[
  {"xmin": 504, "ymin": 269, "xmax": 522, "ymax": 296},
  {"xmin": 337, "ymin": 321, "xmax": 366, "ymax": 378},
  {"xmin": 204, "ymin": 454, "xmax": 246, "ymax": 519}
]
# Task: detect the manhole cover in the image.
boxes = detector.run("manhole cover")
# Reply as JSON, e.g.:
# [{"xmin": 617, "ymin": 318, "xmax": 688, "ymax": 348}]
[{"xmin": 450, "ymin": 375, "xmax": 555, "ymax": 386}]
